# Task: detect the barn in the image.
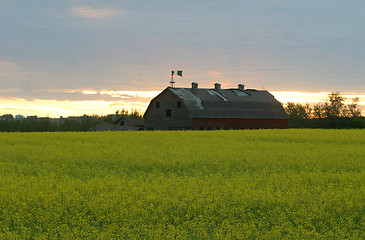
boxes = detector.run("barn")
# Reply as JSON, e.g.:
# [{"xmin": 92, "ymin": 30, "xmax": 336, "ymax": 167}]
[{"xmin": 143, "ymin": 82, "xmax": 288, "ymax": 130}]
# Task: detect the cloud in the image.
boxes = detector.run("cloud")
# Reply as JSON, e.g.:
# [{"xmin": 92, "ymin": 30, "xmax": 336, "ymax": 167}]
[
  {"xmin": 0, "ymin": 60, "xmax": 17, "ymax": 77},
  {"xmin": 0, "ymin": 88, "xmax": 159, "ymax": 104},
  {"xmin": 0, "ymin": 61, "xmax": 16, "ymax": 67},
  {"xmin": 99, "ymin": 90, "xmax": 160, "ymax": 99},
  {"xmin": 70, "ymin": 6, "xmax": 125, "ymax": 19}
]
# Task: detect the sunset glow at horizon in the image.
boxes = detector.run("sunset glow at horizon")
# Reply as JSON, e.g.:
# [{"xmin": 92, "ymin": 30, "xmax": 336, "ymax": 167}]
[{"xmin": 1, "ymin": 90, "xmax": 364, "ymax": 118}]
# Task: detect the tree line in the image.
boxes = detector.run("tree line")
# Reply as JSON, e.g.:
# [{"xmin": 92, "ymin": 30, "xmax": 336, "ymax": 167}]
[
  {"xmin": 1, "ymin": 95, "xmax": 363, "ymax": 131},
  {"xmin": 284, "ymin": 92, "xmax": 364, "ymax": 128},
  {"xmin": 0, "ymin": 109, "xmax": 143, "ymax": 132}
]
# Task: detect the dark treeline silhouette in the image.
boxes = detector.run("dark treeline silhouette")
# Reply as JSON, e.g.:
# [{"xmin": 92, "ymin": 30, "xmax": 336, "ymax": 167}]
[
  {"xmin": 284, "ymin": 92, "xmax": 364, "ymax": 128},
  {"xmin": 1, "ymin": 95, "xmax": 364, "ymax": 131},
  {"xmin": 0, "ymin": 109, "xmax": 143, "ymax": 132}
]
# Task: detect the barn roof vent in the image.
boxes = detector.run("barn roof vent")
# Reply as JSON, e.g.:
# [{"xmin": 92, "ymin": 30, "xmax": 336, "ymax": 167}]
[
  {"xmin": 191, "ymin": 82, "xmax": 198, "ymax": 89},
  {"xmin": 238, "ymin": 84, "xmax": 245, "ymax": 91},
  {"xmin": 214, "ymin": 83, "xmax": 221, "ymax": 90}
]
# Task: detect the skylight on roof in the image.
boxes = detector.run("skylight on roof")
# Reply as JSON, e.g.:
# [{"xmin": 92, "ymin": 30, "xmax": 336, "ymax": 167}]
[
  {"xmin": 233, "ymin": 90, "xmax": 250, "ymax": 96},
  {"xmin": 207, "ymin": 90, "xmax": 228, "ymax": 101}
]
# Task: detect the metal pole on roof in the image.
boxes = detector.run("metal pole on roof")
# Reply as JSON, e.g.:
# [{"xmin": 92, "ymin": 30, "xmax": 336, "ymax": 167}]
[{"xmin": 170, "ymin": 70, "xmax": 175, "ymax": 88}]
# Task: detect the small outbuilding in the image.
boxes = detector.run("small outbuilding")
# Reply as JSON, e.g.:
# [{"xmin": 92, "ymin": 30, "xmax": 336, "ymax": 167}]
[
  {"xmin": 113, "ymin": 116, "xmax": 144, "ymax": 129},
  {"xmin": 144, "ymin": 82, "xmax": 288, "ymax": 130},
  {"xmin": 89, "ymin": 116, "xmax": 144, "ymax": 132}
]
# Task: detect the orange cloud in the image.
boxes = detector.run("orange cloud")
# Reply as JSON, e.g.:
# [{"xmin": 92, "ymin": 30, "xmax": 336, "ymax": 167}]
[
  {"xmin": 209, "ymin": 71, "xmax": 220, "ymax": 77},
  {"xmin": 70, "ymin": 6, "xmax": 126, "ymax": 19},
  {"xmin": 99, "ymin": 90, "xmax": 160, "ymax": 99},
  {"xmin": 0, "ymin": 60, "xmax": 17, "ymax": 77},
  {"xmin": 0, "ymin": 60, "xmax": 16, "ymax": 67}
]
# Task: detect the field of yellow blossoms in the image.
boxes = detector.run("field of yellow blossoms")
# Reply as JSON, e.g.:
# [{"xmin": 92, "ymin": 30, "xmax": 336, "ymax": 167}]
[{"xmin": 0, "ymin": 129, "xmax": 364, "ymax": 239}]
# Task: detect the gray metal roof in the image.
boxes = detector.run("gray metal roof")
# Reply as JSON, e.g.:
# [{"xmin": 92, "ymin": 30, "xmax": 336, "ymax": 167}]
[
  {"xmin": 114, "ymin": 116, "xmax": 145, "ymax": 126},
  {"xmin": 89, "ymin": 122, "xmax": 124, "ymax": 131},
  {"xmin": 89, "ymin": 122, "xmax": 142, "ymax": 131},
  {"xmin": 169, "ymin": 87, "xmax": 288, "ymax": 119},
  {"xmin": 170, "ymin": 88, "xmax": 205, "ymax": 110}
]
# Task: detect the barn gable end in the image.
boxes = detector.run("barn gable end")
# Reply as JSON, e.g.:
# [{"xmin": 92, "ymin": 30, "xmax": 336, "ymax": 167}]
[{"xmin": 143, "ymin": 88, "xmax": 192, "ymax": 130}]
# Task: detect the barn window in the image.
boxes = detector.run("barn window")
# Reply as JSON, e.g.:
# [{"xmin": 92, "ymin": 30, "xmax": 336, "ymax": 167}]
[
  {"xmin": 120, "ymin": 121, "xmax": 124, "ymax": 126},
  {"xmin": 166, "ymin": 109, "xmax": 172, "ymax": 117},
  {"xmin": 177, "ymin": 101, "xmax": 181, "ymax": 108},
  {"xmin": 156, "ymin": 102, "xmax": 160, "ymax": 108}
]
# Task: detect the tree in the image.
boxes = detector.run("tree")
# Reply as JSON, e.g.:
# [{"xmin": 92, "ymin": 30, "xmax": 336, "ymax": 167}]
[
  {"xmin": 1, "ymin": 114, "xmax": 14, "ymax": 120},
  {"xmin": 303, "ymin": 103, "xmax": 312, "ymax": 119},
  {"xmin": 312, "ymin": 103, "xmax": 327, "ymax": 119},
  {"xmin": 285, "ymin": 103, "xmax": 308, "ymax": 119},
  {"xmin": 346, "ymin": 97, "xmax": 361, "ymax": 118},
  {"xmin": 115, "ymin": 108, "xmax": 143, "ymax": 119},
  {"xmin": 325, "ymin": 92, "xmax": 345, "ymax": 118}
]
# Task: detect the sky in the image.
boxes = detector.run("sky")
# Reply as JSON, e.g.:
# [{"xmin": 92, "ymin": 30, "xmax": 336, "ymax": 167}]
[{"xmin": 1, "ymin": 0, "xmax": 364, "ymax": 117}]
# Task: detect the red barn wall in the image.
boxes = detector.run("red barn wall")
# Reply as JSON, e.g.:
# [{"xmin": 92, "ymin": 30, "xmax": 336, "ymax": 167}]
[{"xmin": 192, "ymin": 118, "xmax": 288, "ymax": 130}]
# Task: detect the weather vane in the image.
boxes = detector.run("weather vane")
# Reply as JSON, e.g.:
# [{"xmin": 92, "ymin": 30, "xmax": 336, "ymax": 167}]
[{"xmin": 170, "ymin": 70, "xmax": 182, "ymax": 88}]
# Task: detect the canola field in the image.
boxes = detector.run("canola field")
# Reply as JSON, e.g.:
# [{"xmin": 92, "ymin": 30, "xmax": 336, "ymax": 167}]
[{"xmin": 0, "ymin": 129, "xmax": 364, "ymax": 239}]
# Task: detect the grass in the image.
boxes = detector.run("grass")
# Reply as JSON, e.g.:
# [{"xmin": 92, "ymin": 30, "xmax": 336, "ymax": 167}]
[{"xmin": 0, "ymin": 129, "xmax": 364, "ymax": 239}]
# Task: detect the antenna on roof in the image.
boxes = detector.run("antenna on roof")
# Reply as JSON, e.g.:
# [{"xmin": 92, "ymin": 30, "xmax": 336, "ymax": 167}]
[{"xmin": 170, "ymin": 70, "xmax": 182, "ymax": 88}]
